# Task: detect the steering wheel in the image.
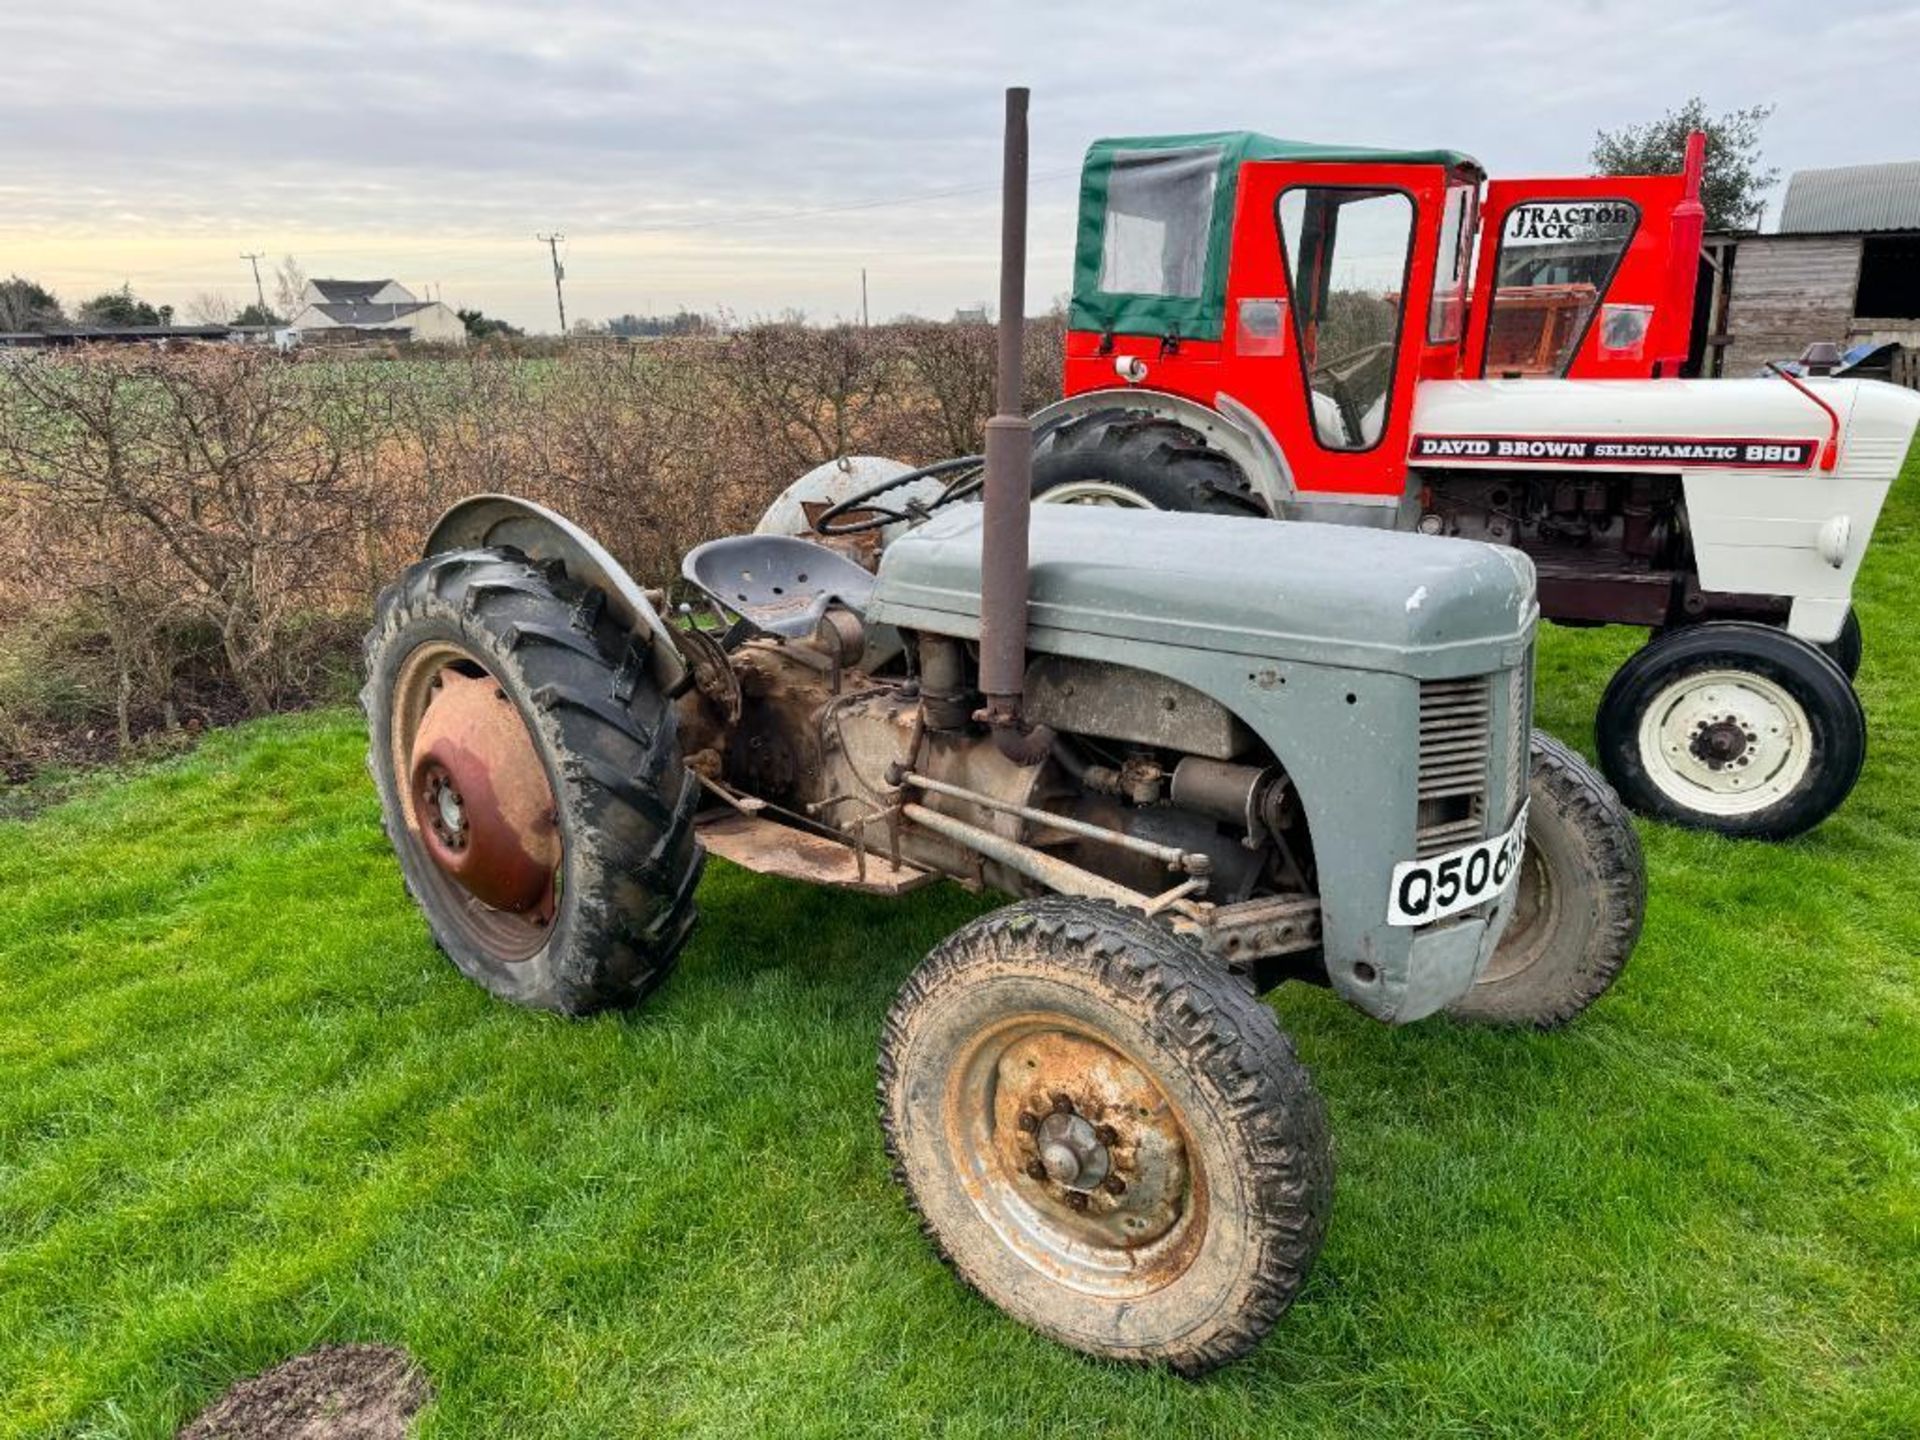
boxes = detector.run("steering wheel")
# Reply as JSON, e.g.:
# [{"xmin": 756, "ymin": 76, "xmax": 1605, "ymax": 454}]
[
  {"xmin": 1310, "ymin": 339, "xmax": 1396, "ymax": 448},
  {"xmin": 812, "ymin": 455, "xmax": 984, "ymax": 536}
]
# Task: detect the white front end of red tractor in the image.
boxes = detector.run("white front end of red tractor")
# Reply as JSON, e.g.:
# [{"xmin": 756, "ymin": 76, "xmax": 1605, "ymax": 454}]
[{"xmin": 1410, "ymin": 377, "xmax": 1920, "ymax": 644}]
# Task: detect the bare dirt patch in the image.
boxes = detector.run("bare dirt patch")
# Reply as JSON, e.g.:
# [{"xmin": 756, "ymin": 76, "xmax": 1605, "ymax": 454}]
[{"xmin": 177, "ymin": 1344, "xmax": 430, "ymax": 1440}]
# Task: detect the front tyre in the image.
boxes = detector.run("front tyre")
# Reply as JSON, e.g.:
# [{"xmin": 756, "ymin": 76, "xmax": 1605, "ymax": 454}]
[
  {"xmin": 1596, "ymin": 621, "xmax": 1865, "ymax": 841},
  {"xmin": 1447, "ymin": 732, "xmax": 1644, "ymax": 1028},
  {"xmin": 362, "ymin": 548, "xmax": 704, "ymax": 1014},
  {"xmin": 879, "ymin": 897, "xmax": 1331, "ymax": 1375}
]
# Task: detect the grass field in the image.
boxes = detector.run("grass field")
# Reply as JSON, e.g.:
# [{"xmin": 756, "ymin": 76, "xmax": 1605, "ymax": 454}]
[{"xmin": 3, "ymin": 455, "xmax": 1917, "ymax": 1438}]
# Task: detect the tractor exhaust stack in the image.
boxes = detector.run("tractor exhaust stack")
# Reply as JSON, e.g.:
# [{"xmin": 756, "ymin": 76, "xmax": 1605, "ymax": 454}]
[{"xmin": 978, "ymin": 84, "xmax": 1053, "ymax": 766}]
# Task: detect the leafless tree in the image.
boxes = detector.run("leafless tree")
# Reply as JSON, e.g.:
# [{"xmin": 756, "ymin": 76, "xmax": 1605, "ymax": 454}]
[
  {"xmin": 187, "ymin": 291, "xmax": 235, "ymax": 325},
  {"xmin": 272, "ymin": 255, "xmax": 309, "ymax": 319}
]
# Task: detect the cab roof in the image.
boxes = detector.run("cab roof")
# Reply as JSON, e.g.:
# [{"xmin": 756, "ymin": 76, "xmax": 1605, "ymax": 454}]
[
  {"xmin": 1072, "ymin": 132, "xmax": 1482, "ymax": 343},
  {"xmin": 1084, "ymin": 131, "xmax": 1481, "ymax": 175}
]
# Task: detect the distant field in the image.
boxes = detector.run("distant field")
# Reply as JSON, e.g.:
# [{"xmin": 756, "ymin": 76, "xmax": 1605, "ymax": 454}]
[{"xmin": 1, "ymin": 450, "xmax": 1916, "ymax": 1438}]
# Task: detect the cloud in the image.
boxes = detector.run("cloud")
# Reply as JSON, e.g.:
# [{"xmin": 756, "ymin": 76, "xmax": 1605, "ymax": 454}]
[{"xmin": 3, "ymin": 0, "xmax": 1916, "ymax": 327}]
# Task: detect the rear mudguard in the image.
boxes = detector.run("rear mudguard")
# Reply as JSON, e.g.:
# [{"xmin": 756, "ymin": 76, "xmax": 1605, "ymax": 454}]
[{"xmin": 424, "ymin": 494, "xmax": 686, "ymax": 690}]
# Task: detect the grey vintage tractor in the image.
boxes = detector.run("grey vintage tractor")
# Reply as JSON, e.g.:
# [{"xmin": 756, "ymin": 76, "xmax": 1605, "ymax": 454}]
[{"xmin": 361, "ymin": 91, "xmax": 1645, "ymax": 1374}]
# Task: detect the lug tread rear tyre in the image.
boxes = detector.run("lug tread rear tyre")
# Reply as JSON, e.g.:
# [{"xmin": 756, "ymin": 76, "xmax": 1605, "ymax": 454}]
[
  {"xmin": 363, "ymin": 548, "xmax": 704, "ymax": 1014},
  {"xmin": 878, "ymin": 896, "xmax": 1331, "ymax": 1375},
  {"xmin": 1447, "ymin": 732, "xmax": 1644, "ymax": 1028},
  {"xmin": 1034, "ymin": 410, "xmax": 1267, "ymax": 515}
]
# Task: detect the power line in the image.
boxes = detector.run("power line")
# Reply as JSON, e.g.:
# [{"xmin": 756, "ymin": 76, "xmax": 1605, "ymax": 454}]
[{"xmin": 536, "ymin": 232, "xmax": 567, "ymax": 334}]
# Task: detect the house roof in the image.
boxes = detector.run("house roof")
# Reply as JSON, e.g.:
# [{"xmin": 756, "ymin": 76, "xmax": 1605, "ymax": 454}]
[
  {"xmin": 309, "ymin": 301, "xmax": 433, "ymax": 326},
  {"xmin": 1778, "ymin": 160, "xmax": 1920, "ymax": 234},
  {"xmin": 308, "ymin": 278, "xmax": 402, "ymax": 303}
]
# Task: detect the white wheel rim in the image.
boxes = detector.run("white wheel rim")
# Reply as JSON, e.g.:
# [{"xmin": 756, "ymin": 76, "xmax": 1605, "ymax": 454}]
[
  {"xmin": 1036, "ymin": 480, "xmax": 1158, "ymax": 508},
  {"xmin": 1636, "ymin": 667, "xmax": 1812, "ymax": 816}
]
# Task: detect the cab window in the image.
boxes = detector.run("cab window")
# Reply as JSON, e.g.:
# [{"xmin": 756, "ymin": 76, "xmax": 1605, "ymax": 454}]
[
  {"xmin": 1099, "ymin": 146, "xmax": 1221, "ymax": 298},
  {"xmin": 1277, "ymin": 186, "xmax": 1414, "ymax": 451},
  {"xmin": 1429, "ymin": 182, "xmax": 1476, "ymax": 343},
  {"xmin": 1482, "ymin": 200, "xmax": 1639, "ymax": 375}
]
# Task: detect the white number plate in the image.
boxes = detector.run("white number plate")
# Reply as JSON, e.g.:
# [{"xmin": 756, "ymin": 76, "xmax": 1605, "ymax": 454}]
[{"xmin": 1387, "ymin": 802, "xmax": 1529, "ymax": 927}]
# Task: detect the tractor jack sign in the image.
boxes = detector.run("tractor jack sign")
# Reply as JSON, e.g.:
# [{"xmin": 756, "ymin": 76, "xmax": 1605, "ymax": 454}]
[
  {"xmin": 1503, "ymin": 202, "xmax": 1636, "ymax": 241},
  {"xmin": 1410, "ymin": 434, "xmax": 1821, "ymax": 469}
]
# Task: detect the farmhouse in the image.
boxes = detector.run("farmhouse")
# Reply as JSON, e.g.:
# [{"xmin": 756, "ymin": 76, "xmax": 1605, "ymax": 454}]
[
  {"xmin": 1701, "ymin": 159, "xmax": 1920, "ymax": 380},
  {"xmin": 288, "ymin": 278, "xmax": 468, "ymax": 345}
]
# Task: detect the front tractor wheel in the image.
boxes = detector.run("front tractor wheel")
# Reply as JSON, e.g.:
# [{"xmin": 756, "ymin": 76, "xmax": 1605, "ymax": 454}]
[
  {"xmin": 1447, "ymin": 732, "xmax": 1645, "ymax": 1028},
  {"xmin": 362, "ymin": 548, "xmax": 704, "ymax": 1014},
  {"xmin": 1596, "ymin": 621, "xmax": 1865, "ymax": 841},
  {"xmin": 879, "ymin": 897, "xmax": 1332, "ymax": 1375}
]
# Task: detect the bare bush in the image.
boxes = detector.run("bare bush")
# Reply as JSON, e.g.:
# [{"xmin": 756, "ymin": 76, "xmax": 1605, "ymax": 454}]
[
  {"xmin": 0, "ymin": 348, "xmax": 373, "ymax": 731},
  {"xmin": 0, "ymin": 315, "xmax": 1071, "ymax": 771}
]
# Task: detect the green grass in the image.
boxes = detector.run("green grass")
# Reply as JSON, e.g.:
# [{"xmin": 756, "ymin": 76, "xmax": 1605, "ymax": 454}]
[{"xmin": 4, "ymin": 457, "xmax": 1919, "ymax": 1439}]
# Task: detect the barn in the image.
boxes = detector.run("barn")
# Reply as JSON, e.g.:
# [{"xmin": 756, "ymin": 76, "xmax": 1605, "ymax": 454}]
[{"xmin": 1699, "ymin": 159, "xmax": 1920, "ymax": 382}]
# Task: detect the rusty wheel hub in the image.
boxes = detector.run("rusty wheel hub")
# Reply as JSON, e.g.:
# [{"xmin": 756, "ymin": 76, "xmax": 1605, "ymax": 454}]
[
  {"xmin": 947, "ymin": 1023, "xmax": 1202, "ymax": 1296},
  {"xmin": 404, "ymin": 665, "xmax": 560, "ymax": 920}
]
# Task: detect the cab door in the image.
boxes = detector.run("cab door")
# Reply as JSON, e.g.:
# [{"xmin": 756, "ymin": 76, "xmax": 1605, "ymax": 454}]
[
  {"xmin": 1224, "ymin": 161, "xmax": 1448, "ymax": 497},
  {"xmin": 1465, "ymin": 164, "xmax": 1701, "ymax": 380}
]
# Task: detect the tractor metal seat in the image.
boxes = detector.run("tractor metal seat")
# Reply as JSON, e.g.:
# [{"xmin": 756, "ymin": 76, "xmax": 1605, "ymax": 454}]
[{"xmin": 681, "ymin": 534, "xmax": 876, "ymax": 639}]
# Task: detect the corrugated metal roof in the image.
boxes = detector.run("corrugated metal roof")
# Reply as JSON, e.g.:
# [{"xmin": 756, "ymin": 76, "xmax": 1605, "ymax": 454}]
[{"xmin": 1779, "ymin": 160, "xmax": 1920, "ymax": 234}]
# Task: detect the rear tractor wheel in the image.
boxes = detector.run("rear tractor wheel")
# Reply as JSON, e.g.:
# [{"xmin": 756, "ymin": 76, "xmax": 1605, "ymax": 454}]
[
  {"xmin": 1032, "ymin": 410, "xmax": 1266, "ymax": 515},
  {"xmin": 1596, "ymin": 621, "xmax": 1865, "ymax": 841},
  {"xmin": 362, "ymin": 548, "xmax": 704, "ymax": 1014},
  {"xmin": 879, "ymin": 896, "xmax": 1332, "ymax": 1375},
  {"xmin": 1447, "ymin": 732, "xmax": 1644, "ymax": 1028}
]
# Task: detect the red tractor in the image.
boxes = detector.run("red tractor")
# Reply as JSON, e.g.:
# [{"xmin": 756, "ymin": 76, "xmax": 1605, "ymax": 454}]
[{"xmin": 1026, "ymin": 131, "xmax": 1920, "ymax": 839}]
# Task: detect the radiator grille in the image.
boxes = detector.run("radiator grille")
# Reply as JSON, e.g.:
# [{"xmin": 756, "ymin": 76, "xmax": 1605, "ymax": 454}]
[
  {"xmin": 1507, "ymin": 656, "xmax": 1534, "ymax": 815},
  {"xmin": 1416, "ymin": 675, "xmax": 1492, "ymax": 859}
]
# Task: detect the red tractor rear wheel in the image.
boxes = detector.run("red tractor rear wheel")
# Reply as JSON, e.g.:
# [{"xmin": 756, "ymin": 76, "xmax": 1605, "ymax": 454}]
[{"xmin": 1032, "ymin": 410, "xmax": 1266, "ymax": 515}]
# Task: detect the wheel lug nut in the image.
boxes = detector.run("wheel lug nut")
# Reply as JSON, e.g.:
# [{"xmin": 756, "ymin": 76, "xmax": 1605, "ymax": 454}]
[
  {"xmin": 1025, "ymin": 1159, "xmax": 1047, "ymax": 1182},
  {"xmin": 1016, "ymin": 1112, "xmax": 1039, "ymax": 1134},
  {"xmin": 1104, "ymin": 1175, "xmax": 1127, "ymax": 1196},
  {"xmin": 1050, "ymin": 1093, "xmax": 1075, "ymax": 1115},
  {"xmin": 1094, "ymin": 1124, "xmax": 1119, "ymax": 1146},
  {"xmin": 1065, "ymin": 1191, "xmax": 1089, "ymax": 1211}
]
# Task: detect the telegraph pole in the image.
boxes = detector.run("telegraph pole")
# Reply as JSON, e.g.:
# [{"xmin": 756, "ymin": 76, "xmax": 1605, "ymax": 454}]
[
  {"xmin": 861, "ymin": 267, "xmax": 870, "ymax": 328},
  {"xmin": 239, "ymin": 252, "xmax": 268, "ymax": 316},
  {"xmin": 537, "ymin": 233, "xmax": 568, "ymax": 334}
]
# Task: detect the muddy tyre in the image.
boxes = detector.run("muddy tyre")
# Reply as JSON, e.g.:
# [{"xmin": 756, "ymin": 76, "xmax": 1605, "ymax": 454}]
[
  {"xmin": 1447, "ymin": 732, "xmax": 1644, "ymax": 1028},
  {"xmin": 362, "ymin": 547, "xmax": 703, "ymax": 1014},
  {"xmin": 1597, "ymin": 621, "xmax": 1865, "ymax": 840},
  {"xmin": 879, "ymin": 896, "xmax": 1331, "ymax": 1375},
  {"xmin": 1032, "ymin": 410, "xmax": 1266, "ymax": 514}
]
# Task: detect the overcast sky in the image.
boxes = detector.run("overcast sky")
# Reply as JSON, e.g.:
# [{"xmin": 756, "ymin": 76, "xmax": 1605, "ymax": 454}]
[{"xmin": 3, "ymin": 1, "xmax": 1916, "ymax": 332}]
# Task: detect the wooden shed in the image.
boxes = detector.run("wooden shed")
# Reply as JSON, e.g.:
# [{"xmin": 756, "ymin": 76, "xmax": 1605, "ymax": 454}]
[{"xmin": 1697, "ymin": 159, "xmax": 1920, "ymax": 384}]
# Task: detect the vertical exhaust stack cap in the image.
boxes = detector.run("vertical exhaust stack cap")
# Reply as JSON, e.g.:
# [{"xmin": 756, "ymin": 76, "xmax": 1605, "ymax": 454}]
[{"xmin": 976, "ymin": 85, "xmax": 1053, "ymax": 766}]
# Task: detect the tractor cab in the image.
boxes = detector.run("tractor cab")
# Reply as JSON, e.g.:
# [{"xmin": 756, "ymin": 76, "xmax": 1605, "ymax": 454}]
[{"xmin": 1063, "ymin": 131, "xmax": 1706, "ymax": 495}]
